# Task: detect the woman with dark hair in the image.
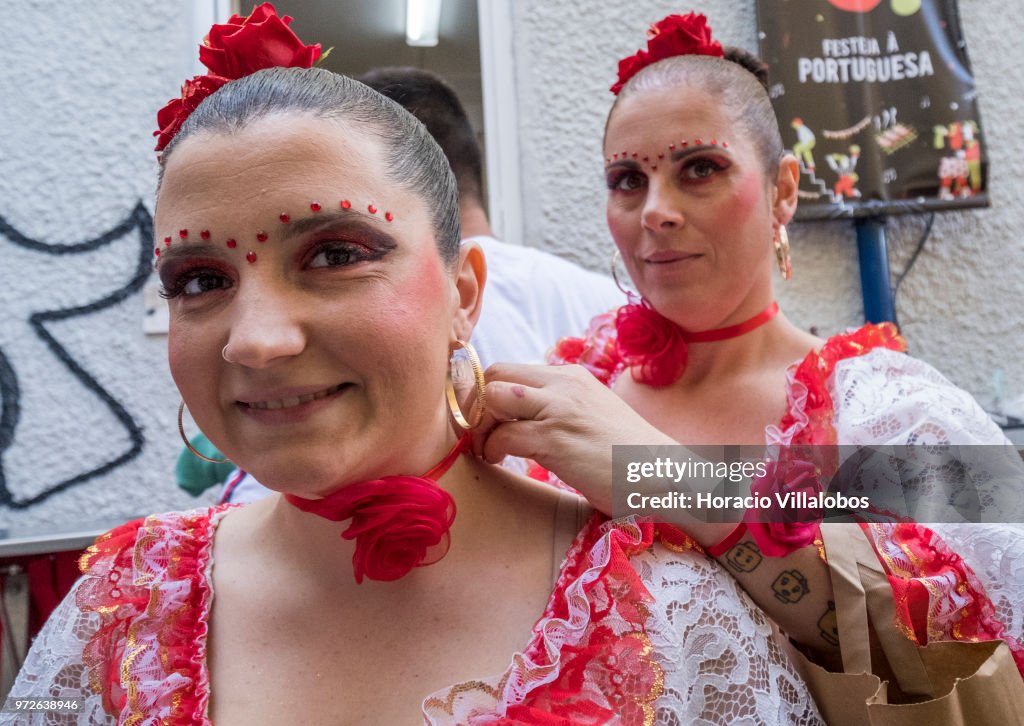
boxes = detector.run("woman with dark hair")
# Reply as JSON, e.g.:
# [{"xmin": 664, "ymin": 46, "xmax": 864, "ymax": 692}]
[{"xmin": 4, "ymin": 6, "xmax": 827, "ymax": 724}]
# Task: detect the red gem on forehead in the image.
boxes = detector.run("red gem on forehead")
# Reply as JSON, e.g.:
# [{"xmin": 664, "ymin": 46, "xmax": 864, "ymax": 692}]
[
  {"xmin": 367, "ymin": 204, "xmax": 377, "ymax": 214},
  {"xmin": 642, "ymin": 156, "xmax": 649, "ymax": 162},
  {"xmin": 711, "ymin": 139, "xmax": 717, "ymax": 145},
  {"xmin": 246, "ymin": 251, "xmax": 257, "ymax": 263},
  {"xmin": 631, "ymin": 153, "xmax": 638, "ymax": 159},
  {"xmin": 200, "ymin": 229, "xmax": 211, "ymax": 240},
  {"xmin": 310, "ymin": 202, "xmax": 322, "ymax": 212},
  {"xmin": 341, "ymin": 199, "xmax": 351, "ymax": 209},
  {"xmin": 669, "ymin": 144, "xmax": 676, "ymax": 150},
  {"xmin": 154, "ymin": 247, "xmax": 160, "ymax": 256},
  {"xmin": 695, "ymin": 138, "xmax": 702, "ymax": 145},
  {"xmin": 722, "ymin": 141, "xmax": 729, "ymax": 148},
  {"xmin": 256, "ymin": 231, "xmax": 268, "ymax": 242},
  {"xmin": 178, "ymin": 229, "xmax": 188, "ymax": 239},
  {"xmin": 385, "ymin": 212, "xmax": 394, "ymax": 222},
  {"xmin": 226, "ymin": 239, "xmax": 237, "ymax": 248},
  {"xmin": 613, "ymin": 153, "xmax": 619, "ymax": 160},
  {"xmin": 163, "ymin": 236, "xmax": 172, "ymax": 246},
  {"xmin": 658, "ymin": 153, "xmax": 664, "ymax": 159},
  {"xmin": 681, "ymin": 141, "xmax": 689, "ymax": 147},
  {"xmin": 279, "ymin": 213, "xmax": 290, "ymax": 223}
]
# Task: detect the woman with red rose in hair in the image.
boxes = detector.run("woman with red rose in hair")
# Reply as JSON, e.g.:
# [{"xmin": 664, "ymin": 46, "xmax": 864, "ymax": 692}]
[
  {"xmin": 4, "ymin": 5, "xmax": 830, "ymax": 725},
  {"xmin": 475, "ymin": 6, "xmax": 1024, "ymax": 706}
]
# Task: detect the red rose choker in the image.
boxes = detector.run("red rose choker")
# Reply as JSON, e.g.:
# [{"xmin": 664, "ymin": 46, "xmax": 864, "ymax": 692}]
[
  {"xmin": 615, "ymin": 298, "xmax": 780, "ymax": 386},
  {"xmin": 284, "ymin": 435, "xmax": 469, "ymax": 583}
]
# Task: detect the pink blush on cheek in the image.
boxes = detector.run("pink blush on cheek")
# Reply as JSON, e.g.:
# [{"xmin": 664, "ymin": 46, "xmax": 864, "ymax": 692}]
[{"xmin": 721, "ymin": 169, "xmax": 765, "ymax": 227}]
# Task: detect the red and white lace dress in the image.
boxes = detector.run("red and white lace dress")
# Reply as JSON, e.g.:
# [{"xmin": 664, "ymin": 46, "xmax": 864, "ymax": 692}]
[
  {"xmin": 4, "ymin": 502, "xmax": 824, "ymax": 725},
  {"xmin": 548, "ymin": 315, "xmax": 1024, "ymax": 671}
]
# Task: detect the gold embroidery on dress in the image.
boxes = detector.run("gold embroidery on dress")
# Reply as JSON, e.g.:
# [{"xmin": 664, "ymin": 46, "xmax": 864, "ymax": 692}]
[
  {"xmin": 423, "ymin": 673, "xmax": 509, "ymax": 716},
  {"xmin": 622, "ymin": 631, "xmax": 665, "ymax": 726}
]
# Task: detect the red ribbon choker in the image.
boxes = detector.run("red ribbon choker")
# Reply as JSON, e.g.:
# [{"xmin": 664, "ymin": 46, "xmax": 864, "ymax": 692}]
[
  {"xmin": 285, "ymin": 434, "xmax": 470, "ymax": 583},
  {"xmin": 615, "ymin": 300, "xmax": 780, "ymax": 387}
]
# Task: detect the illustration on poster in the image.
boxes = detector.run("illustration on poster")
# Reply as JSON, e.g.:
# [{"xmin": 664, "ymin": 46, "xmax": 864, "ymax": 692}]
[{"xmin": 827, "ymin": 0, "xmax": 922, "ymax": 15}]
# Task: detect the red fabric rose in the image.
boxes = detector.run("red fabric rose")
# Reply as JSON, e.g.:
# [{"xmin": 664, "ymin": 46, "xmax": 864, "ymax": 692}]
[
  {"xmin": 645, "ymin": 13, "xmax": 723, "ymax": 63},
  {"xmin": 154, "ymin": 2, "xmax": 321, "ymax": 151},
  {"xmin": 614, "ymin": 300, "xmax": 687, "ymax": 387},
  {"xmin": 745, "ymin": 459, "xmax": 822, "ymax": 557},
  {"xmin": 198, "ymin": 2, "xmax": 321, "ymax": 79},
  {"xmin": 610, "ymin": 12, "xmax": 724, "ymax": 94},
  {"xmin": 610, "ymin": 50, "xmax": 649, "ymax": 95},
  {"xmin": 285, "ymin": 476, "xmax": 455, "ymax": 583},
  {"xmin": 153, "ymin": 74, "xmax": 229, "ymax": 152}
]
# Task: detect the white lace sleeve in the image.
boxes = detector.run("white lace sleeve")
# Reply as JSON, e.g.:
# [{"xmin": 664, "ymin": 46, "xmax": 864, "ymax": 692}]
[
  {"xmin": 831, "ymin": 348, "xmax": 1024, "ymax": 645},
  {"xmin": 637, "ymin": 544, "xmax": 823, "ymax": 725},
  {"xmin": 831, "ymin": 348, "xmax": 1009, "ymax": 447},
  {"xmin": 1, "ymin": 578, "xmax": 111, "ymax": 725}
]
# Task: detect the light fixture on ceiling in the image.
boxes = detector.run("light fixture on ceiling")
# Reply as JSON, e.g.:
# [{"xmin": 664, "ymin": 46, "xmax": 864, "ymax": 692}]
[{"xmin": 406, "ymin": 0, "xmax": 442, "ymax": 47}]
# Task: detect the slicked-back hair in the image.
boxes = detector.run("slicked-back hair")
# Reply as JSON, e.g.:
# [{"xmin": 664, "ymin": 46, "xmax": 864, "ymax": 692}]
[
  {"xmin": 158, "ymin": 66, "xmax": 461, "ymax": 265},
  {"xmin": 358, "ymin": 67, "xmax": 484, "ymax": 208},
  {"xmin": 607, "ymin": 48, "xmax": 784, "ymax": 178}
]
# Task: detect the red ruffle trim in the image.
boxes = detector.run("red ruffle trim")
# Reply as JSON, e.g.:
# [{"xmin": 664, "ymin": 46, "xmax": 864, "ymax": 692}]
[
  {"xmin": 501, "ymin": 518, "xmax": 698, "ymax": 724},
  {"xmin": 77, "ymin": 508, "xmax": 227, "ymax": 724},
  {"xmin": 864, "ymin": 522, "xmax": 1024, "ymax": 676},
  {"xmin": 779, "ymin": 322, "xmax": 906, "ymax": 449}
]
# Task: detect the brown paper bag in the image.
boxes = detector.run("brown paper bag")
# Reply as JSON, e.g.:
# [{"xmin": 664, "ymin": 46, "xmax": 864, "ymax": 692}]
[{"xmin": 783, "ymin": 523, "xmax": 1024, "ymax": 725}]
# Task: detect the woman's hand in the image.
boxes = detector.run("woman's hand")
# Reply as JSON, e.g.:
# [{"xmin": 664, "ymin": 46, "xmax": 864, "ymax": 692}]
[{"xmin": 471, "ymin": 363, "xmax": 676, "ymax": 515}]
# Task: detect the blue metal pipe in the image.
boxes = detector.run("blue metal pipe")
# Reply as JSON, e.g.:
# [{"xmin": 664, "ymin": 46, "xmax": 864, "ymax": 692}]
[{"xmin": 855, "ymin": 217, "xmax": 895, "ymax": 324}]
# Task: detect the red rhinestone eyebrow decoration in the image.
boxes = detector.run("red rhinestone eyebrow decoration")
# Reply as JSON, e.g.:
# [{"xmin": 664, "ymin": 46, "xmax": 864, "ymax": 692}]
[
  {"xmin": 200, "ymin": 229, "xmax": 211, "ymax": 240},
  {"xmin": 154, "ymin": 247, "xmax": 161, "ymax": 257},
  {"xmin": 367, "ymin": 204, "xmax": 377, "ymax": 214},
  {"xmin": 246, "ymin": 251, "xmax": 257, "ymax": 263},
  {"xmin": 385, "ymin": 212, "xmax": 394, "ymax": 222},
  {"xmin": 341, "ymin": 199, "xmax": 351, "ymax": 209},
  {"xmin": 310, "ymin": 202, "xmax": 322, "ymax": 212},
  {"xmin": 279, "ymin": 213, "xmax": 290, "ymax": 223},
  {"xmin": 178, "ymin": 229, "xmax": 188, "ymax": 239},
  {"xmin": 226, "ymin": 239, "xmax": 237, "ymax": 249},
  {"xmin": 164, "ymin": 237, "xmax": 172, "ymax": 246},
  {"xmin": 256, "ymin": 231, "xmax": 268, "ymax": 242}
]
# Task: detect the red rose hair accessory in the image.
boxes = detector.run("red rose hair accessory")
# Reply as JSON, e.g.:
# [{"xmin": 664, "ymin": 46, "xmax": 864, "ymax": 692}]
[
  {"xmin": 615, "ymin": 298, "xmax": 780, "ymax": 387},
  {"xmin": 610, "ymin": 12, "xmax": 724, "ymax": 95},
  {"xmin": 154, "ymin": 2, "xmax": 322, "ymax": 152},
  {"xmin": 284, "ymin": 435, "xmax": 469, "ymax": 583}
]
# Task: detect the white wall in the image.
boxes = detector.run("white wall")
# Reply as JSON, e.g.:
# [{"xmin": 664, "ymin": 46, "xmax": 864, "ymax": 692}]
[
  {"xmin": 509, "ymin": 0, "xmax": 1024, "ymax": 410},
  {"xmin": 0, "ymin": 3, "xmax": 211, "ymax": 528}
]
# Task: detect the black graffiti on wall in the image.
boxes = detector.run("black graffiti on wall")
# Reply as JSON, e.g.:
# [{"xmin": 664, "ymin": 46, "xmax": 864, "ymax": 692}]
[{"xmin": 0, "ymin": 203, "xmax": 152, "ymax": 509}]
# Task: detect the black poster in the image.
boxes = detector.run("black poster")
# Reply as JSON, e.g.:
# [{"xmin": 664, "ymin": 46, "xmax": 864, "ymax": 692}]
[{"xmin": 756, "ymin": 0, "xmax": 987, "ymax": 220}]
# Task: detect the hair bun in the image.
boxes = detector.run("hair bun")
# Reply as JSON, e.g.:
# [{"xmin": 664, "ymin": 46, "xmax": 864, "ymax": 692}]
[{"xmin": 723, "ymin": 46, "xmax": 770, "ymax": 91}]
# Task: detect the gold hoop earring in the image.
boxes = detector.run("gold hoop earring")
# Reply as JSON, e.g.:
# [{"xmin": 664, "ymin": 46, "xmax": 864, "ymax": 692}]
[
  {"xmin": 774, "ymin": 225, "xmax": 793, "ymax": 281},
  {"xmin": 445, "ymin": 339, "xmax": 486, "ymax": 430},
  {"xmin": 610, "ymin": 249, "xmax": 632, "ymax": 295},
  {"xmin": 178, "ymin": 400, "xmax": 228, "ymax": 463}
]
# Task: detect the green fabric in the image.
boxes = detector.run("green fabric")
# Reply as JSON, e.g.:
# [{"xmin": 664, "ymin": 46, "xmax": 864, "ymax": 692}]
[{"xmin": 175, "ymin": 433, "xmax": 235, "ymax": 496}]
